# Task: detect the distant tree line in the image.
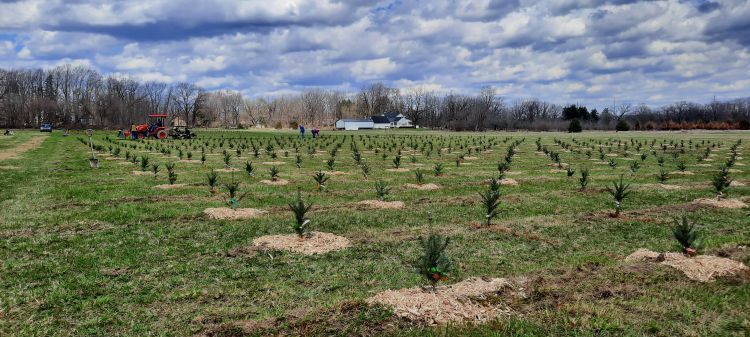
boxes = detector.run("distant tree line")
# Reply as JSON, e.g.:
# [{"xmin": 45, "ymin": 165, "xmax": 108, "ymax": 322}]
[{"xmin": 1, "ymin": 64, "xmax": 748, "ymax": 131}]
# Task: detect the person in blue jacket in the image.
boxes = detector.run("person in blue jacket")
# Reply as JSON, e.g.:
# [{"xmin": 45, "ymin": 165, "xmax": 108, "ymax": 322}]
[{"xmin": 299, "ymin": 124, "xmax": 305, "ymax": 139}]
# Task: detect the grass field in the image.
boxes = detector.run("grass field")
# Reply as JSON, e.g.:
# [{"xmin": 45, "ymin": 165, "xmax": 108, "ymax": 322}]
[{"xmin": 1, "ymin": 129, "xmax": 749, "ymax": 336}]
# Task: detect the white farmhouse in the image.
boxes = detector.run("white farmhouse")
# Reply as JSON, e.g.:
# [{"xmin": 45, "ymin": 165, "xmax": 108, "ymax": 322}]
[{"xmin": 384, "ymin": 112, "xmax": 414, "ymax": 128}]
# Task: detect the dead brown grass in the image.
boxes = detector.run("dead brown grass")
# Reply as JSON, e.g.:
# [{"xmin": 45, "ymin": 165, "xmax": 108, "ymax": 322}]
[{"xmin": 0, "ymin": 135, "xmax": 47, "ymax": 160}]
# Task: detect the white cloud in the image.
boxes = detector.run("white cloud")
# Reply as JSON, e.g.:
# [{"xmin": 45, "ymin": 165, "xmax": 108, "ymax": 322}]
[{"xmin": 0, "ymin": 0, "xmax": 747, "ymax": 105}]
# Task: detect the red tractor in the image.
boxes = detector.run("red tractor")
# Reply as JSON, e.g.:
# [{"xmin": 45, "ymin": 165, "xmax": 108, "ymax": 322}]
[{"xmin": 124, "ymin": 114, "xmax": 169, "ymax": 140}]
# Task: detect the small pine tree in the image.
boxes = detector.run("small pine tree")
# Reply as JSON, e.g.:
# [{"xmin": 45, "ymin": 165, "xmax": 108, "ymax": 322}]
[
  {"xmin": 223, "ymin": 153, "xmax": 232, "ymax": 168},
  {"xmin": 672, "ymin": 216, "xmax": 700, "ymax": 255},
  {"xmin": 223, "ymin": 181, "xmax": 247, "ymax": 209},
  {"xmin": 313, "ymin": 170, "xmax": 329, "ymax": 191},
  {"xmin": 360, "ymin": 162, "xmax": 370, "ymax": 179},
  {"xmin": 269, "ymin": 166, "xmax": 280, "ymax": 181},
  {"xmin": 579, "ymin": 168, "xmax": 590, "ymax": 191},
  {"xmin": 606, "ymin": 175, "xmax": 631, "ymax": 217},
  {"xmin": 375, "ymin": 181, "xmax": 390, "ymax": 201},
  {"xmin": 245, "ymin": 161, "xmax": 254, "ymax": 176},
  {"xmin": 711, "ymin": 166, "xmax": 732, "ymax": 199},
  {"xmin": 140, "ymin": 156, "xmax": 150, "ymax": 171},
  {"xmin": 415, "ymin": 169, "xmax": 425, "ymax": 185},
  {"xmin": 288, "ymin": 190, "xmax": 312, "ymax": 238},
  {"xmin": 206, "ymin": 170, "xmax": 219, "ymax": 193},
  {"xmin": 478, "ymin": 178, "xmax": 501, "ymax": 226},
  {"xmin": 433, "ymin": 163, "xmax": 444, "ymax": 176},
  {"xmin": 416, "ymin": 235, "xmax": 451, "ymax": 291}
]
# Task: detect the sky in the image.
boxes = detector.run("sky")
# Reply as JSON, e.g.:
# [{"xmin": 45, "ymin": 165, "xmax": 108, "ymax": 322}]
[{"xmin": 0, "ymin": 0, "xmax": 748, "ymax": 108}]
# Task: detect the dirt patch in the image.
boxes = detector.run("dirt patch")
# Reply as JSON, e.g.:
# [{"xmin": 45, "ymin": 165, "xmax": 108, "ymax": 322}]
[
  {"xmin": 179, "ymin": 159, "xmax": 202, "ymax": 163},
  {"xmin": 261, "ymin": 161, "xmax": 286, "ymax": 165},
  {"xmin": 671, "ymin": 171, "xmax": 694, "ymax": 175},
  {"xmin": 368, "ymin": 277, "xmax": 511, "ymax": 325},
  {"xmin": 625, "ymin": 249, "xmax": 748, "ymax": 282},
  {"xmin": 730, "ymin": 181, "xmax": 746, "ymax": 187},
  {"xmin": 204, "ymin": 207, "xmax": 267, "ymax": 220},
  {"xmin": 504, "ymin": 171, "xmax": 524, "ymax": 176},
  {"xmin": 548, "ymin": 169, "xmax": 566, "ymax": 173},
  {"xmin": 464, "ymin": 156, "xmax": 479, "ymax": 160},
  {"xmin": 0, "ymin": 135, "xmax": 47, "ymax": 160},
  {"xmin": 103, "ymin": 157, "xmax": 123, "ymax": 161},
  {"xmin": 0, "ymin": 165, "xmax": 19, "ymax": 170},
  {"xmin": 260, "ymin": 179, "xmax": 289, "ymax": 186},
  {"xmin": 692, "ymin": 198, "xmax": 747, "ymax": 209},
  {"xmin": 216, "ymin": 168, "xmax": 240, "ymax": 172},
  {"xmin": 694, "ymin": 163, "xmax": 712, "ymax": 167},
  {"xmin": 404, "ymin": 183, "xmax": 441, "ymax": 190},
  {"xmin": 322, "ymin": 171, "xmax": 349, "ymax": 175},
  {"xmin": 499, "ymin": 178, "xmax": 519, "ymax": 186},
  {"xmin": 132, "ymin": 171, "xmax": 152, "ymax": 176},
  {"xmin": 252, "ymin": 231, "xmax": 350, "ymax": 255},
  {"xmin": 356, "ymin": 200, "xmax": 405, "ymax": 209},
  {"xmin": 153, "ymin": 183, "xmax": 188, "ymax": 190},
  {"xmin": 386, "ymin": 168, "xmax": 410, "ymax": 172}
]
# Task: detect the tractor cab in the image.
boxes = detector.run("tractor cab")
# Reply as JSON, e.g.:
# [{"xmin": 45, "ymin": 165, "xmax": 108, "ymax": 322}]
[{"xmin": 124, "ymin": 114, "xmax": 169, "ymax": 139}]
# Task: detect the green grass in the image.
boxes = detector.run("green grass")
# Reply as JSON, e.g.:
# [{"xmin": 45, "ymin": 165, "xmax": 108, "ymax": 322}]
[{"xmin": 1, "ymin": 129, "xmax": 748, "ymax": 336}]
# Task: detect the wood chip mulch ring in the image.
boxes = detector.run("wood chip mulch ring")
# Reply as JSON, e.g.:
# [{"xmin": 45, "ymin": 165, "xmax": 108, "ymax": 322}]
[
  {"xmin": 499, "ymin": 178, "xmax": 519, "ymax": 186},
  {"xmin": 260, "ymin": 179, "xmax": 289, "ymax": 186},
  {"xmin": 692, "ymin": 198, "xmax": 747, "ymax": 209},
  {"xmin": 153, "ymin": 183, "xmax": 188, "ymax": 190},
  {"xmin": 251, "ymin": 231, "xmax": 351, "ymax": 255},
  {"xmin": 204, "ymin": 207, "xmax": 267, "ymax": 220},
  {"xmin": 404, "ymin": 183, "xmax": 441, "ymax": 190},
  {"xmin": 356, "ymin": 200, "xmax": 405, "ymax": 209},
  {"xmin": 625, "ymin": 248, "xmax": 749, "ymax": 282},
  {"xmin": 368, "ymin": 277, "xmax": 512, "ymax": 325},
  {"xmin": 322, "ymin": 171, "xmax": 349, "ymax": 175}
]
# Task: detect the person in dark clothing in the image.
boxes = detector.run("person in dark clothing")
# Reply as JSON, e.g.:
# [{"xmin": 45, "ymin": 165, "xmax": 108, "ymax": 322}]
[{"xmin": 299, "ymin": 125, "xmax": 306, "ymax": 139}]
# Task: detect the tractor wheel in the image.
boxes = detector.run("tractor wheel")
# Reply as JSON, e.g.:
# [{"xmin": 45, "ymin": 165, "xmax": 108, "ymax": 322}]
[
  {"xmin": 137, "ymin": 133, "xmax": 145, "ymax": 140},
  {"xmin": 156, "ymin": 130, "xmax": 168, "ymax": 139}
]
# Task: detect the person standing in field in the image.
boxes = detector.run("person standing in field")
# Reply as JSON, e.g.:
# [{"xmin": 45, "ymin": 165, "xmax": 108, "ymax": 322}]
[
  {"xmin": 299, "ymin": 124, "xmax": 305, "ymax": 139},
  {"xmin": 130, "ymin": 123, "xmax": 137, "ymax": 139}
]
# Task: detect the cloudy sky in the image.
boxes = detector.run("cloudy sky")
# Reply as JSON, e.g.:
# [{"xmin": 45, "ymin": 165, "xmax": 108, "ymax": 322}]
[{"xmin": 0, "ymin": 0, "xmax": 748, "ymax": 108}]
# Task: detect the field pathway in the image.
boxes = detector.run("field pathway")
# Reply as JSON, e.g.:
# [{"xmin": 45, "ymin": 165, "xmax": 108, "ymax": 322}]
[{"xmin": 0, "ymin": 135, "xmax": 48, "ymax": 160}]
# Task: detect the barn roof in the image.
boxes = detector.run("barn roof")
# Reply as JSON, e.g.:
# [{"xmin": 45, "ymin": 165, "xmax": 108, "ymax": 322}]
[
  {"xmin": 371, "ymin": 116, "xmax": 390, "ymax": 124},
  {"xmin": 338, "ymin": 118, "xmax": 373, "ymax": 123}
]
